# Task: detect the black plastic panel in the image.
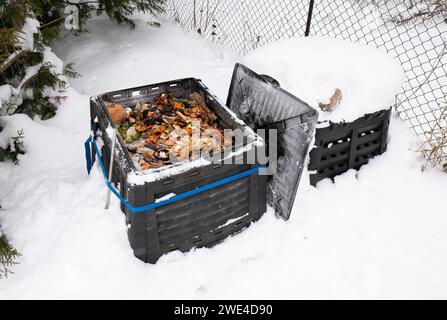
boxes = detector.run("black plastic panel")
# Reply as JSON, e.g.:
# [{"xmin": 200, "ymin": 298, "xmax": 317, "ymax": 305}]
[
  {"xmin": 308, "ymin": 108, "xmax": 391, "ymax": 186},
  {"xmin": 227, "ymin": 63, "xmax": 318, "ymax": 220}
]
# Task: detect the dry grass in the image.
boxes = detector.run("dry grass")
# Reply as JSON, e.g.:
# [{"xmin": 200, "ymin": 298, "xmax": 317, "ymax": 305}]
[{"xmin": 418, "ymin": 101, "xmax": 447, "ymax": 172}]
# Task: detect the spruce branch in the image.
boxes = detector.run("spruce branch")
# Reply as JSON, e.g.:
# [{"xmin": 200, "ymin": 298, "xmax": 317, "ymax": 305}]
[
  {"xmin": 0, "ymin": 50, "xmax": 30, "ymax": 75},
  {"xmin": 0, "ymin": 235, "xmax": 21, "ymax": 279}
]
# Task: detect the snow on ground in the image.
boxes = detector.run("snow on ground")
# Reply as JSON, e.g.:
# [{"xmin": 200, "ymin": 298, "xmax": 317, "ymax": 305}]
[
  {"xmin": 1, "ymin": 14, "xmax": 447, "ymax": 299},
  {"xmin": 242, "ymin": 36, "xmax": 404, "ymax": 123},
  {"xmin": 53, "ymin": 15, "xmax": 238, "ymax": 100}
]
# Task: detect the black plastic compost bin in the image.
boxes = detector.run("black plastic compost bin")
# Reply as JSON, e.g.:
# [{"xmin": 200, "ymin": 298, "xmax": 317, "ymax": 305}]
[
  {"xmin": 308, "ymin": 108, "xmax": 391, "ymax": 186},
  {"xmin": 89, "ymin": 63, "xmax": 318, "ymax": 263}
]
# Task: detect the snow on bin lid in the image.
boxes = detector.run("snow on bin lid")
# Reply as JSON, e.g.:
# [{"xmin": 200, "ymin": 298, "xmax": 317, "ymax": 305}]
[
  {"xmin": 242, "ymin": 36, "xmax": 405, "ymax": 124},
  {"xmin": 226, "ymin": 63, "xmax": 318, "ymax": 220}
]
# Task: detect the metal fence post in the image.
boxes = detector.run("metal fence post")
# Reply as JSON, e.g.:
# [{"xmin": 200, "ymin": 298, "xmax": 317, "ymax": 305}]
[{"xmin": 304, "ymin": 0, "xmax": 315, "ymax": 37}]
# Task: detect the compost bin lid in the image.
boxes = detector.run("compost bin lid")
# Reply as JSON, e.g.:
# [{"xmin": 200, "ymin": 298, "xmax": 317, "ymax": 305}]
[{"xmin": 226, "ymin": 63, "xmax": 318, "ymax": 220}]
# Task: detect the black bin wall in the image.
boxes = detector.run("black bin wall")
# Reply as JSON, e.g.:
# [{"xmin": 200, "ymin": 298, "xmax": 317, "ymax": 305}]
[{"xmin": 308, "ymin": 108, "xmax": 391, "ymax": 186}]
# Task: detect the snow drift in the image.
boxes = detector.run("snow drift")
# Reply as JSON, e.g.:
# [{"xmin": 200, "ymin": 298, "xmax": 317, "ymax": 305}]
[{"xmin": 243, "ymin": 36, "xmax": 405, "ymax": 123}]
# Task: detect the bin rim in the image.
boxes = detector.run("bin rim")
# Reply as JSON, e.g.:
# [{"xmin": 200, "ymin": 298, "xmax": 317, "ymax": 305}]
[{"xmin": 90, "ymin": 76, "xmax": 265, "ymax": 185}]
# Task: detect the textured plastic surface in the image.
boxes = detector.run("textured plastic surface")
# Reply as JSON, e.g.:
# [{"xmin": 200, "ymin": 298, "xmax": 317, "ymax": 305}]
[
  {"xmin": 308, "ymin": 108, "xmax": 391, "ymax": 186},
  {"xmin": 227, "ymin": 63, "xmax": 318, "ymax": 220},
  {"xmin": 90, "ymin": 77, "xmax": 267, "ymax": 263}
]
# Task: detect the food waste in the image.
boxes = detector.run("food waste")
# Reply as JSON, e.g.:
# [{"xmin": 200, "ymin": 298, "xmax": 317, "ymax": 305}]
[{"xmin": 104, "ymin": 92, "xmax": 232, "ymax": 171}]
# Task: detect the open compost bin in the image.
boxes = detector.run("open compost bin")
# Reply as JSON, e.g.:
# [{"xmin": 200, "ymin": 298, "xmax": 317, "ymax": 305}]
[{"xmin": 87, "ymin": 63, "xmax": 318, "ymax": 263}]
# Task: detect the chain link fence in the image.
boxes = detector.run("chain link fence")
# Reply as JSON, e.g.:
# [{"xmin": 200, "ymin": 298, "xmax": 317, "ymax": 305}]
[
  {"xmin": 167, "ymin": 0, "xmax": 311, "ymax": 53},
  {"xmin": 310, "ymin": 0, "xmax": 447, "ymax": 168},
  {"xmin": 166, "ymin": 0, "xmax": 447, "ymax": 167}
]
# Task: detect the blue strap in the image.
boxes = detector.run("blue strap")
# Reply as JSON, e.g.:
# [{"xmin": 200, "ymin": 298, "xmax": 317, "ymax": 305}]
[
  {"xmin": 84, "ymin": 136, "xmax": 262, "ymax": 214},
  {"xmin": 84, "ymin": 136, "xmax": 92, "ymax": 175}
]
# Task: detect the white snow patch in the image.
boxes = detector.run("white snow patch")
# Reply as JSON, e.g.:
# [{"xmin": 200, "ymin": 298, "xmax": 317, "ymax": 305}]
[
  {"xmin": 218, "ymin": 213, "xmax": 249, "ymax": 229},
  {"xmin": 105, "ymin": 125, "xmax": 115, "ymax": 140},
  {"xmin": 243, "ymin": 36, "xmax": 405, "ymax": 123},
  {"xmin": 18, "ymin": 18, "xmax": 39, "ymax": 51},
  {"xmin": 0, "ymin": 85, "xmax": 14, "ymax": 112},
  {"xmin": 155, "ymin": 193, "xmax": 176, "ymax": 203}
]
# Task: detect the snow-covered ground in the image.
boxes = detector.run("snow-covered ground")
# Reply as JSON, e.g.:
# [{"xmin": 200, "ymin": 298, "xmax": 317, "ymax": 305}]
[{"xmin": 1, "ymin": 14, "xmax": 447, "ymax": 299}]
